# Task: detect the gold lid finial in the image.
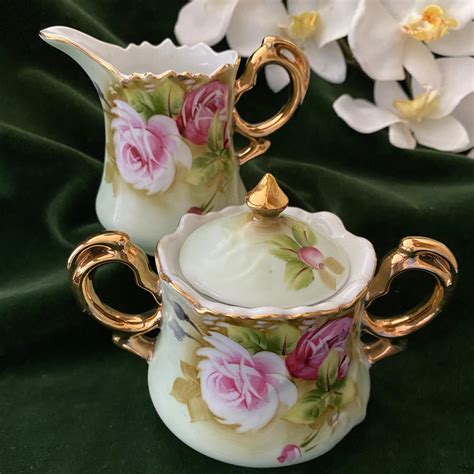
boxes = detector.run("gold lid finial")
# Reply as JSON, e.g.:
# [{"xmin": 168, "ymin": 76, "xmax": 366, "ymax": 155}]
[{"xmin": 245, "ymin": 173, "xmax": 289, "ymax": 218}]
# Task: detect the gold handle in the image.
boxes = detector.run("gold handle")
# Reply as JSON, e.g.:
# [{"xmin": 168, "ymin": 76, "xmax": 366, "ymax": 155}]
[
  {"xmin": 363, "ymin": 236, "xmax": 458, "ymax": 364},
  {"xmin": 67, "ymin": 231, "xmax": 161, "ymax": 361},
  {"xmin": 234, "ymin": 36, "xmax": 310, "ymax": 165}
]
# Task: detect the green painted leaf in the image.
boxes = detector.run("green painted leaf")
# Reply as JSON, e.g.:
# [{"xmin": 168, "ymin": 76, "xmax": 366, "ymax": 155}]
[
  {"xmin": 316, "ymin": 349, "xmax": 340, "ymax": 392},
  {"xmin": 150, "ymin": 78, "xmax": 185, "ymax": 116},
  {"xmin": 186, "ymin": 154, "xmax": 221, "ymax": 186},
  {"xmin": 227, "ymin": 325, "xmax": 268, "ymax": 354},
  {"xmin": 207, "ymin": 113, "xmax": 225, "ymax": 152},
  {"xmin": 124, "ymin": 79, "xmax": 185, "ymax": 118},
  {"xmin": 220, "ymin": 150, "xmax": 234, "ymax": 180},
  {"xmin": 285, "ymin": 260, "xmax": 306, "ymax": 282},
  {"xmin": 269, "ymin": 248, "xmax": 298, "ymax": 262},
  {"xmin": 340, "ymin": 379, "xmax": 357, "ymax": 406},
  {"xmin": 291, "ymin": 266, "xmax": 314, "ymax": 290},
  {"xmin": 292, "ymin": 222, "xmax": 317, "ymax": 247},
  {"xmin": 266, "ymin": 324, "xmax": 300, "ymax": 354},
  {"xmin": 124, "ymin": 89, "xmax": 156, "ymax": 119},
  {"xmin": 285, "ymin": 261, "xmax": 314, "ymax": 290},
  {"xmin": 282, "ymin": 388, "xmax": 328, "ymax": 424},
  {"xmin": 267, "ymin": 234, "xmax": 300, "ymax": 251}
]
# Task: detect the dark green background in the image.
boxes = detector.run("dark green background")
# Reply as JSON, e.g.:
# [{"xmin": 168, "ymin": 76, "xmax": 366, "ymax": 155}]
[{"xmin": 1, "ymin": 1, "xmax": 472, "ymax": 472}]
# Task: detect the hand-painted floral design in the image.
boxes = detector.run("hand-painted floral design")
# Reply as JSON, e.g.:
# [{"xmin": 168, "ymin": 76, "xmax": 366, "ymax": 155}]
[
  {"xmin": 177, "ymin": 80, "xmax": 229, "ymax": 146},
  {"xmin": 186, "ymin": 206, "xmax": 204, "ymax": 215},
  {"xmin": 277, "ymin": 444, "xmax": 301, "ymax": 464},
  {"xmin": 106, "ymin": 75, "xmax": 235, "ymax": 200},
  {"xmin": 111, "ymin": 99, "xmax": 192, "ymax": 194},
  {"xmin": 186, "ymin": 189, "xmax": 219, "ymax": 215},
  {"xmin": 169, "ymin": 308, "xmax": 358, "ymax": 458},
  {"xmin": 268, "ymin": 222, "xmax": 344, "ymax": 290},
  {"xmin": 285, "ymin": 317, "xmax": 352, "ymax": 380},
  {"xmin": 197, "ymin": 331, "xmax": 297, "ymax": 432}
]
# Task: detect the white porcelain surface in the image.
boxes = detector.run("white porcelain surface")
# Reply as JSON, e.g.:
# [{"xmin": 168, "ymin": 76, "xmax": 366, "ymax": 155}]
[
  {"xmin": 40, "ymin": 26, "xmax": 239, "ymax": 76},
  {"xmin": 159, "ymin": 205, "xmax": 377, "ymax": 317},
  {"xmin": 179, "ymin": 212, "xmax": 350, "ymax": 308}
]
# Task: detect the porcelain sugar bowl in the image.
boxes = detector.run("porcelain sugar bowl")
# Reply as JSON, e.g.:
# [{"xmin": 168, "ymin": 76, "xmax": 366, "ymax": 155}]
[{"xmin": 68, "ymin": 174, "xmax": 457, "ymax": 468}]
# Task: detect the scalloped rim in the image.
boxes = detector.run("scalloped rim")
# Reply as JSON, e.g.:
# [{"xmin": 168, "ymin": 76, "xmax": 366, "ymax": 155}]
[
  {"xmin": 40, "ymin": 27, "xmax": 240, "ymax": 80},
  {"xmin": 157, "ymin": 206, "xmax": 377, "ymax": 318}
]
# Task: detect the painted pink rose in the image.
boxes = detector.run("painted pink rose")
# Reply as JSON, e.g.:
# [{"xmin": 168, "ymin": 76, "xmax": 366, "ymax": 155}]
[
  {"xmin": 177, "ymin": 81, "xmax": 228, "ymax": 146},
  {"xmin": 298, "ymin": 246, "xmax": 325, "ymax": 270},
  {"xmin": 277, "ymin": 444, "xmax": 302, "ymax": 464},
  {"xmin": 285, "ymin": 317, "xmax": 352, "ymax": 380},
  {"xmin": 111, "ymin": 100, "xmax": 191, "ymax": 194},
  {"xmin": 197, "ymin": 332, "xmax": 297, "ymax": 432}
]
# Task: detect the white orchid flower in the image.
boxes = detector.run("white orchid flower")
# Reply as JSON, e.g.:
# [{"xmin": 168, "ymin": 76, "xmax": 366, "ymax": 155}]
[
  {"xmin": 333, "ymin": 57, "xmax": 474, "ymax": 152},
  {"xmin": 174, "ymin": 0, "xmax": 359, "ymax": 91},
  {"xmin": 349, "ymin": 0, "xmax": 474, "ymax": 83}
]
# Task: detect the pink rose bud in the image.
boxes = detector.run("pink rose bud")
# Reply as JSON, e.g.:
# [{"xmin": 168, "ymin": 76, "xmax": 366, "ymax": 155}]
[
  {"xmin": 285, "ymin": 317, "xmax": 352, "ymax": 380},
  {"xmin": 297, "ymin": 246, "xmax": 325, "ymax": 270},
  {"xmin": 187, "ymin": 206, "xmax": 204, "ymax": 215},
  {"xmin": 277, "ymin": 444, "xmax": 302, "ymax": 464}
]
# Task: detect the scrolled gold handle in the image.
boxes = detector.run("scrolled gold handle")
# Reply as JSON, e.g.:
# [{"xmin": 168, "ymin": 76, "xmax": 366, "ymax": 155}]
[
  {"xmin": 363, "ymin": 236, "xmax": 458, "ymax": 364},
  {"xmin": 67, "ymin": 231, "xmax": 161, "ymax": 361},
  {"xmin": 234, "ymin": 36, "xmax": 310, "ymax": 165}
]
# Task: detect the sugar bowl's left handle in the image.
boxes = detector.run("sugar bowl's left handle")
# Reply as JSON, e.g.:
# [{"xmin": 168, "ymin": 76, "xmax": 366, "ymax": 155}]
[{"xmin": 67, "ymin": 231, "xmax": 162, "ymax": 361}]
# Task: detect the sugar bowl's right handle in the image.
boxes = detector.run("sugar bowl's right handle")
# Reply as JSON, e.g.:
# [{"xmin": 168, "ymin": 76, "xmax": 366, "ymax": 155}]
[{"xmin": 363, "ymin": 237, "xmax": 458, "ymax": 364}]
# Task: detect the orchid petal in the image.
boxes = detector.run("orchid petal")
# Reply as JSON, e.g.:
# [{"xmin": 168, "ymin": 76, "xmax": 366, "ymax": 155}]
[
  {"xmin": 412, "ymin": 57, "xmax": 474, "ymax": 118},
  {"xmin": 403, "ymin": 39, "xmax": 441, "ymax": 89},
  {"xmin": 410, "ymin": 115, "xmax": 470, "ymax": 152},
  {"xmin": 380, "ymin": 0, "xmax": 416, "ymax": 22},
  {"xmin": 287, "ymin": 0, "xmax": 317, "ymax": 15},
  {"xmin": 374, "ymin": 80, "xmax": 408, "ymax": 113},
  {"xmin": 305, "ymin": 39, "xmax": 346, "ymax": 83},
  {"xmin": 349, "ymin": 0, "xmax": 406, "ymax": 81},
  {"xmin": 265, "ymin": 65, "xmax": 291, "ymax": 93},
  {"xmin": 226, "ymin": 0, "xmax": 288, "ymax": 57},
  {"xmin": 451, "ymin": 93, "xmax": 474, "ymax": 150},
  {"xmin": 389, "ymin": 122, "xmax": 416, "ymax": 149},
  {"xmin": 428, "ymin": 22, "xmax": 474, "ymax": 56},
  {"xmin": 333, "ymin": 94, "xmax": 400, "ymax": 133},
  {"xmin": 174, "ymin": 0, "xmax": 239, "ymax": 46},
  {"xmin": 288, "ymin": 0, "xmax": 359, "ymax": 46}
]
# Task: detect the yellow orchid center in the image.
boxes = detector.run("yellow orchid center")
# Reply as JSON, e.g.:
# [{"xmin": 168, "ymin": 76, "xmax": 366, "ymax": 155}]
[
  {"xmin": 289, "ymin": 11, "xmax": 319, "ymax": 40},
  {"xmin": 393, "ymin": 89, "xmax": 439, "ymax": 121},
  {"xmin": 401, "ymin": 5, "xmax": 457, "ymax": 42}
]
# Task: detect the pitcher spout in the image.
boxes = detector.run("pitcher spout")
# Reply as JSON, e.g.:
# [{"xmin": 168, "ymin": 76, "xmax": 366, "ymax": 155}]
[{"xmin": 39, "ymin": 26, "xmax": 121, "ymax": 86}]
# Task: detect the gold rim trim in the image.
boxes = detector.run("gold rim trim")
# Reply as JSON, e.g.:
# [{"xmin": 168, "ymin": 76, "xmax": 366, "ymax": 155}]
[{"xmin": 39, "ymin": 31, "xmax": 241, "ymax": 82}]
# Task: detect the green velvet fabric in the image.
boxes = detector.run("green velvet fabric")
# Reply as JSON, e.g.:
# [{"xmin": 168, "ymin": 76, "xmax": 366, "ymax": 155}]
[{"xmin": 1, "ymin": 1, "xmax": 473, "ymax": 472}]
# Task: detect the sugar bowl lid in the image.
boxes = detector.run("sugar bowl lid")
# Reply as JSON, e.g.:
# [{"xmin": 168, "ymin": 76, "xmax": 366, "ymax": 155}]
[{"xmin": 179, "ymin": 174, "xmax": 350, "ymax": 309}]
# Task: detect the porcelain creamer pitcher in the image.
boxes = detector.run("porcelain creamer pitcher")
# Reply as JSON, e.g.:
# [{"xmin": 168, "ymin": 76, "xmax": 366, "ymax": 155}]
[
  {"xmin": 68, "ymin": 174, "xmax": 457, "ymax": 468},
  {"xmin": 40, "ymin": 27, "xmax": 309, "ymax": 254}
]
